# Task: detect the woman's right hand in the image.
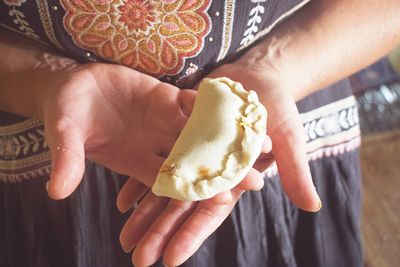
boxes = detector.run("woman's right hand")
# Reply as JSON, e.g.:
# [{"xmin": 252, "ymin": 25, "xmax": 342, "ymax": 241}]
[{"xmin": 40, "ymin": 62, "xmax": 196, "ymax": 199}]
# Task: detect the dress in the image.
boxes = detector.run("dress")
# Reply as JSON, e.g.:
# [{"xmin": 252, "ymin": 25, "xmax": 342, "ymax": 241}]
[{"xmin": 0, "ymin": 0, "xmax": 394, "ymax": 266}]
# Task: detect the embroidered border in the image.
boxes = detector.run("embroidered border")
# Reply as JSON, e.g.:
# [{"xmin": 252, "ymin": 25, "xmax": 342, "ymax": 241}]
[
  {"xmin": 264, "ymin": 136, "xmax": 361, "ymax": 178},
  {"xmin": 1, "ymin": 0, "xmax": 40, "ymax": 40},
  {"xmin": 0, "ymin": 118, "xmax": 44, "ymax": 135},
  {"xmin": 0, "ymin": 96, "xmax": 360, "ymax": 183},
  {"xmin": 240, "ymin": 0, "xmax": 266, "ymax": 47},
  {"xmin": 264, "ymin": 95, "xmax": 361, "ymax": 177},
  {"xmin": 0, "ymin": 152, "xmax": 51, "ymax": 183},
  {"xmin": 0, "ymin": 119, "xmax": 50, "ymax": 183},
  {"xmin": 35, "ymin": 0, "xmax": 65, "ymax": 51},
  {"xmin": 216, "ymin": 0, "xmax": 235, "ymax": 61},
  {"xmin": 238, "ymin": 0, "xmax": 312, "ymax": 51},
  {"xmin": 0, "ymin": 22, "xmax": 49, "ymax": 45}
]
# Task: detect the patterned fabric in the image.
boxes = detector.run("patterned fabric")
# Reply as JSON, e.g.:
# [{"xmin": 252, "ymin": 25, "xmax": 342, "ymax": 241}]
[
  {"xmin": 0, "ymin": 0, "xmax": 312, "ymax": 183},
  {"xmin": 61, "ymin": 0, "xmax": 212, "ymax": 76},
  {"xmin": 0, "ymin": 0, "xmax": 310, "ymax": 86},
  {"xmin": 0, "ymin": 120, "xmax": 51, "ymax": 183},
  {"xmin": 0, "ymin": 94, "xmax": 361, "ymax": 183},
  {"xmin": 0, "ymin": 1, "xmax": 371, "ymax": 267}
]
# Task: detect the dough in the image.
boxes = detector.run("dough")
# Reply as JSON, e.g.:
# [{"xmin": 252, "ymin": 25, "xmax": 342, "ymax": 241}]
[{"xmin": 152, "ymin": 77, "xmax": 267, "ymax": 201}]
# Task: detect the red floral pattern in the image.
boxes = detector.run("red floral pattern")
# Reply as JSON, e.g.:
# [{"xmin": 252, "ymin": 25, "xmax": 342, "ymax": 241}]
[{"xmin": 61, "ymin": 0, "xmax": 211, "ymax": 76}]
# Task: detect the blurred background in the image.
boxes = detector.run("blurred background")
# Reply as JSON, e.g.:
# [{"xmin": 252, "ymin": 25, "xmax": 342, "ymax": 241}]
[{"xmin": 353, "ymin": 45, "xmax": 400, "ymax": 267}]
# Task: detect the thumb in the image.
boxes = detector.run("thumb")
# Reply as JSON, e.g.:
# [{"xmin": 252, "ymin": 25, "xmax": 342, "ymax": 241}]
[
  {"xmin": 178, "ymin": 89, "xmax": 197, "ymax": 117},
  {"xmin": 45, "ymin": 120, "xmax": 86, "ymax": 200},
  {"xmin": 268, "ymin": 94, "xmax": 321, "ymax": 212}
]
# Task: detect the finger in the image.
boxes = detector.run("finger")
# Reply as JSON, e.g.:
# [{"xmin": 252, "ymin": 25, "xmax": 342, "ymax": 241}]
[
  {"xmin": 268, "ymin": 95, "xmax": 321, "ymax": 212},
  {"xmin": 119, "ymin": 192, "xmax": 168, "ymax": 252},
  {"xmin": 116, "ymin": 178, "xmax": 148, "ymax": 213},
  {"xmin": 237, "ymin": 168, "xmax": 264, "ymax": 191},
  {"xmin": 163, "ymin": 188, "xmax": 244, "ymax": 266},
  {"xmin": 132, "ymin": 200, "xmax": 196, "ymax": 267},
  {"xmin": 208, "ymin": 190, "xmax": 233, "ymax": 205},
  {"xmin": 203, "ymin": 164, "xmax": 267, "ymax": 206},
  {"xmin": 45, "ymin": 121, "xmax": 85, "ymax": 200},
  {"xmin": 208, "ymin": 167, "xmax": 264, "ymax": 205}
]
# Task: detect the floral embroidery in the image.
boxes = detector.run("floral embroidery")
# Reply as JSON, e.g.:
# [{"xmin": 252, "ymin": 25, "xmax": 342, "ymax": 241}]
[
  {"xmin": 175, "ymin": 62, "xmax": 201, "ymax": 87},
  {"xmin": 0, "ymin": 128, "xmax": 47, "ymax": 160},
  {"xmin": 0, "ymin": 137, "xmax": 17, "ymax": 159},
  {"xmin": 3, "ymin": 0, "xmax": 40, "ymax": 39},
  {"xmin": 61, "ymin": 0, "xmax": 211, "ymax": 77},
  {"xmin": 240, "ymin": 0, "xmax": 266, "ymax": 46},
  {"xmin": 264, "ymin": 96, "xmax": 361, "ymax": 178},
  {"xmin": 0, "ymin": 119, "xmax": 51, "ymax": 183},
  {"xmin": 185, "ymin": 62, "xmax": 198, "ymax": 76},
  {"xmin": 3, "ymin": 0, "xmax": 25, "ymax": 7}
]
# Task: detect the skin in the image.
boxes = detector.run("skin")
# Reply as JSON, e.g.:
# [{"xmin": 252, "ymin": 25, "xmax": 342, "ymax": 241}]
[
  {"xmin": 0, "ymin": 31, "xmax": 270, "ymax": 199},
  {"xmin": 0, "ymin": 0, "xmax": 399, "ymax": 266},
  {"xmin": 117, "ymin": 0, "xmax": 400, "ymax": 266}
]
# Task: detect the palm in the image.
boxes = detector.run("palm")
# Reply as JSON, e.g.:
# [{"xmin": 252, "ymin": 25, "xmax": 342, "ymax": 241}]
[
  {"xmin": 43, "ymin": 63, "xmax": 194, "ymax": 198},
  {"xmin": 208, "ymin": 64, "xmax": 320, "ymax": 209},
  {"xmin": 117, "ymin": 63, "xmax": 320, "ymax": 267}
]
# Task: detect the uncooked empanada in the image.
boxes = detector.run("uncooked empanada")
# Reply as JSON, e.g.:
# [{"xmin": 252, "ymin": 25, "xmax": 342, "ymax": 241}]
[{"xmin": 152, "ymin": 77, "xmax": 267, "ymax": 201}]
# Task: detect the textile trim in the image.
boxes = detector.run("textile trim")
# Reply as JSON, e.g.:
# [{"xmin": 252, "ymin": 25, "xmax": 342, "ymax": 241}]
[
  {"xmin": 0, "ymin": 119, "xmax": 51, "ymax": 183},
  {"xmin": 239, "ymin": 0, "xmax": 266, "ymax": 47},
  {"xmin": 36, "ymin": 0, "xmax": 65, "ymax": 50},
  {"xmin": 61, "ymin": 0, "xmax": 212, "ymax": 77},
  {"xmin": 0, "ymin": 23, "xmax": 49, "ymax": 45},
  {"xmin": 238, "ymin": 0, "xmax": 311, "ymax": 52},
  {"xmin": 0, "ymin": 95, "xmax": 361, "ymax": 183},
  {"xmin": 264, "ymin": 95, "xmax": 361, "ymax": 177},
  {"xmin": 1, "ymin": 0, "xmax": 40, "ymax": 39},
  {"xmin": 216, "ymin": 0, "xmax": 235, "ymax": 61}
]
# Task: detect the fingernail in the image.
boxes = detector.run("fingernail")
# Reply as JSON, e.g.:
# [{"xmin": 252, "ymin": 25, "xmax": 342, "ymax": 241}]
[
  {"xmin": 120, "ymin": 241, "xmax": 130, "ymax": 253},
  {"xmin": 120, "ymin": 236, "xmax": 135, "ymax": 253},
  {"xmin": 122, "ymin": 246, "xmax": 130, "ymax": 253},
  {"xmin": 312, "ymin": 198, "xmax": 322, "ymax": 212},
  {"xmin": 256, "ymin": 180, "xmax": 265, "ymax": 191},
  {"xmin": 45, "ymin": 181, "xmax": 50, "ymax": 192}
]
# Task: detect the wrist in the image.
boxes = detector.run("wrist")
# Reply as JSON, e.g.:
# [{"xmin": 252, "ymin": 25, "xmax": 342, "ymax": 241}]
[
  {"xmin": 32, "ymin": 54, "xmax": 79, "ymax": 120},
  {"xmin": 0, "ymin": 29, "xmax": 79, "ymax": 119},
  {"xmin": 235, "ymin": 35, "xmax": 312, "ymax": 102},
  {"xmin": 0, "ymin": 53, "xmax": 79, "ymax": 119}
]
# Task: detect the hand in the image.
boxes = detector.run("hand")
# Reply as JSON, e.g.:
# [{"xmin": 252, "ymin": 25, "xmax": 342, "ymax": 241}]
[
  {"xmin": 41, "ymin": 63, "xmax": 196, "ymax": 199},
  {"xmin": 116, "ymin": 79, "xmax": 273, "ymax": 266},
  {"xmin": 209, "ymin": 63, "xmax": 322, "ymax": 211},
  {"xmin": 117, "ymin": 61, "xmax": 321, "ymax": 266},
  {"xmin": 117, "ymin": 157, "xmax": 271, "ymax": 267}
]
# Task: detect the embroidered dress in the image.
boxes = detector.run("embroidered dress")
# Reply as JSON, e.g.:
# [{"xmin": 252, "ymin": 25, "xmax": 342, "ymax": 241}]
[{"xmin": 1, "ymin": 1, "xmax": 396, "ymax": 266}]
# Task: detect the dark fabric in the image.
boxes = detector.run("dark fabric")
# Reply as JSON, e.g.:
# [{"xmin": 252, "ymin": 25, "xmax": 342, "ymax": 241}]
[
  {"xmin": 297, "ymin": 79, "xmax": 354, "ymax": 113},
  {"xmin": 0, "ymin": 0, "xmax": 309, "ymax": 87},
  {"xmin": 0, "ymin": 77, "xmax": 364, "ymax": 267},
  {"xmin": 0, "ymin": 162, "xmax": 129, "ymax": 267},
  {"xmin": 349, "ymin": 57, "xmax": 400, "ymax": 95},
  {"xmin": 0, "ymin": 1, "xmax": 366, "ymax": 267},
  {"xmin": 181, "ymin": 149, "xmax": 362, "ymax": 267},
  {"xmin": 0, "ymin": 150, "xmax": 362, "ymax": 267}
]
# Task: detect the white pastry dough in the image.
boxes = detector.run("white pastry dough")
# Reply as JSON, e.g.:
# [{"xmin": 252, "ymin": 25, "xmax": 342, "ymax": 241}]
[{"xmin": 152, "ymin": 77, "xmax": 267, "ymax": 201}]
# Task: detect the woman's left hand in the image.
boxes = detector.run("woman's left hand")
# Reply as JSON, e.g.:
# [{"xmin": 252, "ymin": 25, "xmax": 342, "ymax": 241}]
[
  {"xmin": 117, "ymin": 168, "xmax": 270, "ymax": 267},
  {"xmin": 117, "ymin": 60, "xmax": 321, "ymax": 267},
  {"xmin": 116, "ymin": 68, "xmax": 273, "ymax": 266},
  {"xmin": 117, "ymin": 96, "xmax": 272, "ymax": 266}
]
